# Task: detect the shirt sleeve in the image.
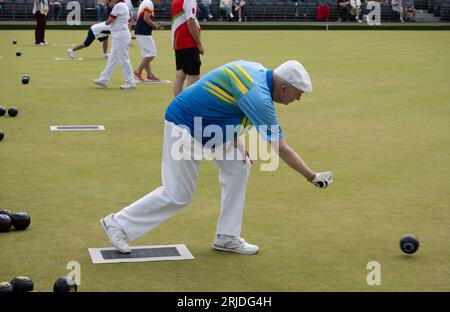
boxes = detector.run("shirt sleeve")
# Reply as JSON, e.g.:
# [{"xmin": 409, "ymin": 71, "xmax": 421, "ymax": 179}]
[
  {"xmin": 183, "ymin": 0, "xmax": 198, "ymax": 19},
  {"xmin": 111, "ymin": 3, "xmax": 125, "ymax": 17},
  {"xmin": 145, "ymin": 2, "xmax": 154, "ymax": 17},
  {"xmin": 236, "ymin": 86, "xmax": 283, "ymax": 142}
]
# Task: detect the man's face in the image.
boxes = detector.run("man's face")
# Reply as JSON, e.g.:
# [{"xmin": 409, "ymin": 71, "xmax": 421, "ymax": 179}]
[{"xmin": 278, "ymin": 84, "xmax": 303, "ymax": 105}]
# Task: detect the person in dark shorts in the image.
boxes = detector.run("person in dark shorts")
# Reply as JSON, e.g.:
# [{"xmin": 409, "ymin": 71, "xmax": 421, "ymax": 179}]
[
  {"xmin": 171, "ymin": 0, "xmax": 204, "ymax": 96},
  {"xmin": 67, "ymin": 21, "xmax": 111, "ymax": 59},
  {"xmin": 175, "ymin": 47, "xmax": 201, "ymax": 76}
]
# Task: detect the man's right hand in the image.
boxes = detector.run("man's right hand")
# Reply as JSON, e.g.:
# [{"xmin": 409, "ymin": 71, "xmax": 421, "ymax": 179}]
[
  {"xmin": 311, "ymin": 171, "xmax": 333, "ymax": 189},
  {"xmin": 157, "ymin": 21, "xmax": 165, "ymax": 30}
]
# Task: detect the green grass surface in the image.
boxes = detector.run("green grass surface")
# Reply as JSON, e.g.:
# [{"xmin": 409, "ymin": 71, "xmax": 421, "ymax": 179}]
[{"xmin": 0, "ymin": 30, "xmax": 449, "ymax": 291}]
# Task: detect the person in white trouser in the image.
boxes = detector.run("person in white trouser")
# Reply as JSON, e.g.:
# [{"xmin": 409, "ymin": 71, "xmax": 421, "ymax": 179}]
[
  {"xmin": 92, "ymin": 0, "xmax": 136, "ymax": 89},
  {"xmin": 100, "ymin": 60, "xmax": 334, "ymax": 255},
  {"xmin": 349, "ymin": 0, "xmax": 362, "ymax": 22}
]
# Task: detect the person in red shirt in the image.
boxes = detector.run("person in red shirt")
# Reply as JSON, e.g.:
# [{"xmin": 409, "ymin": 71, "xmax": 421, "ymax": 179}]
[
  {"xmin": 171, "ymin": 0, "xmax": 204, "ymax": 96},
  {"xmin": 316, "ymin": 0, "xmax": 330, "ymax": 22}
]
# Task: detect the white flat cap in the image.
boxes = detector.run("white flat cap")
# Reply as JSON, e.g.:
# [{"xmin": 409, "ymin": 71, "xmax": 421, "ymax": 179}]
[{"xmin": 274, "ymin": 60, "xmax": 313, "ymax": 93}]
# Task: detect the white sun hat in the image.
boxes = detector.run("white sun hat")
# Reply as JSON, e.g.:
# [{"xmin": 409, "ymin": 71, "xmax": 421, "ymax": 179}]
[{"xmin": 274, "ymin": 60, "xmax": 313, "ymax": 93}]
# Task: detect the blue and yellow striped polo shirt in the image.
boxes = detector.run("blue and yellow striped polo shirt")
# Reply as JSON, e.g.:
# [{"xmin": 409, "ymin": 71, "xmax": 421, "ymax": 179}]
[{"xmin": 165, "ymin": 60, "xmax": 282, "ymax": 145}]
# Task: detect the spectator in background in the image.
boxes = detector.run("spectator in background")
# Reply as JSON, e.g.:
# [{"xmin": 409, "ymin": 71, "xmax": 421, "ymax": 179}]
[
  {"xmin": 198, "ymin": 0, "xmax": 213, "ymax": 22},
  {"xmin": 403, "ymin": 0, "xmax": 416, "ymax": 21},
  {"xmin": 96, "ymin": 0, "xmax": 108, "ymax": 21},
  {"xmin": 107, "ymin": 0, "xmax": 113, "ymax": 15},
  {"xmin": 391, "ymin": 0, "xmax": 404, "ymax": 22},
  {"xmin": 316, "ymin": 0, "xmax": 330, "ymax": 22},
  {"xmin": 337, "ymin": 0, "xmax": 351, "ymax": 22},
  {"xmin": 349, "ymin": 0, "xmax": 362, "ymax": 22},
  {"xmin": 0, "ymin": 0, "xmax": 5, "ymax": 16},
  {"xmin": 232, "ymin": 0, "xmax": 245, "ymax": 22},
  {"xmin": 220, "ymin": 0, "xmax": 233, "ymax": 21},
  {"xmin": 33, "ymin": 0, "xmax": 49, "ymax": 45},
  {"xmin": 49, "ymin": 0, "xmax": 63, "ymax": 20}
]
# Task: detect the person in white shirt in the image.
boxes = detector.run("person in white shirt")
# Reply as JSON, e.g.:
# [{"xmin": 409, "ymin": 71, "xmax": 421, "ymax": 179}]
[
  {"xmin": 220, "ymin": 0, "xmax": 233, "ymax": 20},
  {"xmin": 391, "ymin": 0, "xmax": 405, "ymax": 22},
  {"xmin": 92, "ymin": 0, "xmax": 136, "ymax": 89},
  {"xmin": 349, "ymin": 0, "xmax": 362, "ymax": 22},
  {"xmin": 67, "ymin": 22, "xmax": 111, "ymax": 59},
  {"xmin": 232, "ymin": 0, "xmax": 245, "ymax": 22}
]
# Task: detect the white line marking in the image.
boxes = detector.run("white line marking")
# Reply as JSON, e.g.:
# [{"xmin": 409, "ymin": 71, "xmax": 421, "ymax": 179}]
[
  {"xmin": 50, "ymin": 125, "xmax": 105, "ymax": 131},
  {"xmin": 54, "ymin": 57, "xmax": 84, "ymax": 61}
]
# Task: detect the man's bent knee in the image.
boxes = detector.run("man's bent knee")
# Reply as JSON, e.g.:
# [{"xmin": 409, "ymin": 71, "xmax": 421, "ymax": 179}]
[{"xmin": 163, "ymin": 188, "xmax": 194, "ymax": 206}]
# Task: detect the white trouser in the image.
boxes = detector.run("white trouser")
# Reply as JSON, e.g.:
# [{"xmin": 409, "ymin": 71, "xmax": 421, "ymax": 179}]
[
  {"xmin": 99, "ymin": 35, "xmax": 134, "ymax": 84},
  {"xmin": 115, "ymin": 121, "xmax": 251, "ymax": 240}
]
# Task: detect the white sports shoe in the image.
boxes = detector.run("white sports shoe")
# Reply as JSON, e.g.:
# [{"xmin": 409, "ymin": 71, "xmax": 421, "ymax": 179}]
[
  {"xmin": 92, "ymin": 78, "xmax": 108, "ymax": 88},
  {"xmin": 100, "ymin": 213, "xmax": 131, "ymax": 253},
  {"xmin": 120, "ymin": 82, "xmax": 136, "ymax": 89},
  {"xmin": 102, "ymin": 53, "xmax": 109, "ymax": 59},
  {"xmin": 213, "ymin": 235, "xmax": 259, "ymax": 255},
  {"xmin": 67, "ymin": 48, "xmax": 75, "ymax": 59}
]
